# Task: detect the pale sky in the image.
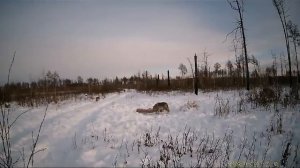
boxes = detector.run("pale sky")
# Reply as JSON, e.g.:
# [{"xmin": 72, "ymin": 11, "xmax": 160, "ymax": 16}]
[{"xmin": 0, "ymin": 0, "xmax": 299, "ymax": 84}]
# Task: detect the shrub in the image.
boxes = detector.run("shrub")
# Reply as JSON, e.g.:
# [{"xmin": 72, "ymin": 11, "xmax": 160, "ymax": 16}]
[
  {"xmin": 214, "ymin": 95, "xmax": 230, "ymax": 117},
  {"xmin": 247, "ymin": 87, "xmax": 280, "ymax": 108},
  {"xmin": 180, "ymin": 100, "xmax": 199, "ymax": 112}
]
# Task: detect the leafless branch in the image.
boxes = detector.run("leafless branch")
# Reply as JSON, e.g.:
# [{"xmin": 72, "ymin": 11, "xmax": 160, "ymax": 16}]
[
  {"xmin": 9, "ymin": 108, "xmax": 32, "ymax": 128},
  {"xmin": 224, "ymin": 26, "xmax": 240, "ymax": 43},
  {"xmin": 227, "ymin": 0, "xmax": 238, "ymax": 10},
  {"xmin": 26, "ymin": 104, "xmax": 48, "ymax": 168},
  {"xmin": 7, "ymin": 51, "xmax": 16, "ymax": 86},
  {"xmin": 33, "ymin": 148, "xmax": 47, "ymax": 155}
]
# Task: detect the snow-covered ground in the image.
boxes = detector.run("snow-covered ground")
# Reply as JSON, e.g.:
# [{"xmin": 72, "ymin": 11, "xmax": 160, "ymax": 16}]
[{"xmin": 9, "ymin": 89, "xmax": 300, "ymax": 167}]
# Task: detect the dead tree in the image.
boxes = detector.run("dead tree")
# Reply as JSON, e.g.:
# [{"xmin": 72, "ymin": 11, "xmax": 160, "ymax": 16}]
[
  {"xmin": 214, "ymin": 62, "xmax": 221, "ymax": 78},
  {"xmin": 156, "ymin": 74, "xmax": 159, "ymax": 88},
  {"xmin": 167, "ymin": 70, "xmax": 170, "ymax": 87},
  {"xmin": 273, "ymin": 0, "xmax": 292, "ymax": 88},
  {"xmin": 287, "ymin": 20, "xmax": 300, "ymax": 83},
  {"xmin": 187, "ymin": 58, "xmax": 195, "ymax": 89},
  {"xmin": 226, "ymin": 60, "xmax": 233, "ymax": 77},
  {"xmin": 187, "ymin": 58, "xmax": 194, "ymax": 78},
  {"xmin": 202, "ymin": 50, "xmax": 210, "ymax": 78},
  {"xmin": 178, "ymin": 63, "xmax": 187, "ymax": 78},
  {"xmin": 280, "ymin": 53, "xmax": 284, "ymax": 76},
  {"xmin": 194, "ymin": 53, "xmax": 198, "ymax": 95},
  {"xmin": 227, "ymin": 0, "xmax": 250, "ymax": 90}
]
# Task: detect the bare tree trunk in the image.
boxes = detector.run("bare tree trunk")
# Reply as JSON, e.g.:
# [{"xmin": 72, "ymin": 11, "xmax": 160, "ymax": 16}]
[
  {"xmin": 187, "ymin": 58, "xmax": 194, "ymax": 89},
  {"xmin": 167, "ymin": 70, "xmax": 170, "ymax": 87},
  {"xmin": 292, "ymin": 39, "xmax": 299, "ymax": 83},
  {"xmin": 292, "ymin": 38, "xmax": 299, "ymax": 99},
  {"xmin": 194, "ymin": 53, "xmax": 198, "ymax": 95},
  {"xmin": 227, "ymin": 0, "xmax": 249, "ymax": 90},
  {"xmin": 273, "ymin": 0, "xmax": 292, "ymax": 88},
  {"xmin": 156, "ymin": 74, "xmax": 159, "ymax": 88},
  {"xmin": 283, "ymin": 13, "xmax": 292, "ymax": 88},
  {"xmin": 280, "ymin": 53, "xmax": 284, "ymax": 76},
  {"xmin": 145, "ymin": 71, "xmax": 148, "ymax": 89},
  {"xmin": 242, "ymin": 59, "xmax": 245, "ymax": 86},
  {"xmin": 236, "ymin": 0, "xmax": 250, "ymax": 90}
]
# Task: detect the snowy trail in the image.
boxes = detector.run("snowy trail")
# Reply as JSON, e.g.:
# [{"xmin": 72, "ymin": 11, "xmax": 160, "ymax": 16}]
[
  {"xmin": 44, "ymin": 93, "xmax": 126, "ymax": 138},
  {"xmin": 33, "ymin": 93, "xmax": 131, "ymax": 166}
]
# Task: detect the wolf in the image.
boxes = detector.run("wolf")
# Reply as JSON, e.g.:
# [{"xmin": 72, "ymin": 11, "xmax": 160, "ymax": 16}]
[
  {"xmin": 136, "ymin": 102, "xmax": 170, "ymax": 113},
  {"xmin": 152, "ymin": 102, "xmax": 169, "ymax": 112}
]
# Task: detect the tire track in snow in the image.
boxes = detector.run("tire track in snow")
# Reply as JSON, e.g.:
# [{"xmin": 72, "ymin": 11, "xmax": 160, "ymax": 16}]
[
  {"xmin": 43, "ymin": 93, "xmax": 126, "ymax": 139},
  {"xmin": 37, "ymin": 92, "xmax": 129, "ymax": 166},
  {"xmin": 11, "ymin": 101, "xmax": 94, "ymax": 145}
]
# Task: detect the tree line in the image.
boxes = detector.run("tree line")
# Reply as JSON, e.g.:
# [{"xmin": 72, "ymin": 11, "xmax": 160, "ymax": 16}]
[{"xmin": 1, "ymin": 0, "xmax": 299, "ymax": 104}]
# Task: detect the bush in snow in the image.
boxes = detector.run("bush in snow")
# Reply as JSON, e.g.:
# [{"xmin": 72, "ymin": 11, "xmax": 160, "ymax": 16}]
[
  {"xmin": 179, "ymin": 100, "xmax": 199, "ymax": 112},
  {"xmin": 214, "ymin": 94, "xmax": 230, "ymax": 117},
  {"xmin": 247, "ymin": 87, "xmax": 284, "ymax": 110}
]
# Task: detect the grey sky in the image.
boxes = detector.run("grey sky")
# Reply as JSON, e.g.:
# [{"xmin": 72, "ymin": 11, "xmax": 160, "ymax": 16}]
[{"xmin": 0, "ymin": 0, "xmax": 299, "ymax": 84}]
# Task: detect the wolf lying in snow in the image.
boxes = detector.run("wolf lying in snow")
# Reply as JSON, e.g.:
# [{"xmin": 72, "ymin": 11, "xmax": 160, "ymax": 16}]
[
  {"xmin": 153, "ymin": 102, "xmax": 169, "ymax": 112},
  {"xmin": 136, "ymin": 102, "xmax": 169, "ymax": 113}
]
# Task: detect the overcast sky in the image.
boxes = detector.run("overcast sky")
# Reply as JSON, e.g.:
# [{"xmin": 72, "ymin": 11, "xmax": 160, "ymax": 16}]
[{"xmin": 0, "ymin": 0, "xmax": 299, "ymax": 84}]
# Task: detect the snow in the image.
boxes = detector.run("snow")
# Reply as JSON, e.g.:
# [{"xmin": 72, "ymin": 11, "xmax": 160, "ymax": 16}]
[{"xmin": 8, "ymin": 89, "xmax": 300, "ymax": 167}]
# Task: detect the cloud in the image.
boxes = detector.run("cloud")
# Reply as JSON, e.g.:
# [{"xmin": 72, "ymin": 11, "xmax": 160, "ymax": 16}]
[{"xmin": 1, "ymin": 0, "xmax": 299, "ymax": 84}]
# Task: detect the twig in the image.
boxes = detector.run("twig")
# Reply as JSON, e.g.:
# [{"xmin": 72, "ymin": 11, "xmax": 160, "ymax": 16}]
[
  {"xmin": 7, "ymin": 51, "xmax": 16, "ymax": 86},
  {"xmin": 9, "ymin": 108, "xmax": 32, "ymax": 128},
  {"xmin": 33, "ymin": 148, "xmax": 47, "ymax": 155},
  {"xmin": 26, "ymin": 104, "xmax": 48, "ymax": 168}
]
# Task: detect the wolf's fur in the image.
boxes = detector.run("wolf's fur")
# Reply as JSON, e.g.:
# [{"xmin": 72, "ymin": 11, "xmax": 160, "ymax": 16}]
[
  {"xmin": 136, "ymin": 108, "xmax": 153, "ymax": 113},
  {"xmin": 136, "ymin": 102, "xmax": 169, "ymax": 113},
  {"xmin": 152, "ymin": 102, "xmax": 169, "ymax": 112}
]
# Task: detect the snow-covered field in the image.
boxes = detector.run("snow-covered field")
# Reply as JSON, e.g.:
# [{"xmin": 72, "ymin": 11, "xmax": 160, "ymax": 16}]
[{"xmin": 9, "ymin": 89, "xmax": 300, "ymax": 167}]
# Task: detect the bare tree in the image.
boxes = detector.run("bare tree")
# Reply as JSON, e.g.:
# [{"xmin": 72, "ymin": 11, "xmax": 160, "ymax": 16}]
[
  {"xmin": 226, "ymin": 60, "xmax": 234, "ymax": 77},
  {"xmin": 227, "ymin": 0, "xmax": 250, "ymax": 90},
  {"xmin": 214, "ymin": 63, "xmax": 221, "ymax": 77},
  {"xmin": 231, "ymin": 37, "xmax": 242, "ymax": 79},
  {"xmin": 52, "ymin": 71, "xmax": 59, "ymax": 101},
  {"xmin": 167, "ymin": 70, "xmax": 170, "ymax": 87},
  {"xmin": 280, "ymin": 53, "xmax": 285, "ymax": 76},
  {"xmin": 272, "ymin": 0, "xmax": 292, "ymax": 87},
  {"xmin": 178, "ymin": 63, "xmax": 187, "ymax": 78},
  {"xmin": 194, "ymin": 53, "xmax": 198, "ymax": 95},
  {"xmin": 287, "ymin": 20, "xmax": 300, "ymax": 83},
  {"xmin": 46, "ymin": 71, "xmax": 59, "ymax": 101},
  {"xmin": 271, "ymin": 52, "xmax": 279, "ymax": 86},
  {"xmin": 202, "ymin": 50, "xmax": 210, "ymax": 78},
  {"xmin": 187, "ymin": 58, "xmax": 195, "ymax": 78},
  {"xmin": 236, "ymin": 55, "xmax": 245, "ymax": 84},
  {"xmin": 77, "ymin": 76, "xmax": 83, "ymax": 84}
]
